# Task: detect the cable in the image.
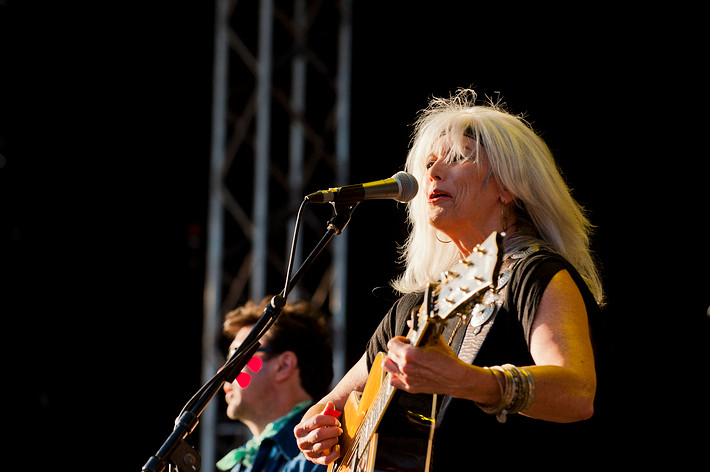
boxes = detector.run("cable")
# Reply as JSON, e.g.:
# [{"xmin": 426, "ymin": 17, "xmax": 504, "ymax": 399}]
[
  {"xmin": 282, "ymin": 198, "xmax": 308, "ymax": 298},
  {"xmin": 178, "ymin": 198, "xmax": 310, "ymax": 417}
]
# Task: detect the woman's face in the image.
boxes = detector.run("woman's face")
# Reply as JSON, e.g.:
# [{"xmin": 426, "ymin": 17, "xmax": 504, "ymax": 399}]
[{"xmin": 425, "ymin": 136, "xmax": 504, "ymax": 247}]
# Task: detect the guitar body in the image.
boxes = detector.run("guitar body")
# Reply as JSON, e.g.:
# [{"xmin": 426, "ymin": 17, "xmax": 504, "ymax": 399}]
[
  {"xmin": 329, "ymin": 231, "xmax": 502, "ymax": 472},
  {"xmin": 330, "ymin": 353, "xmax": 435, "ymax": 472},
  {"xmin": 340, "ymin": 352, "xmax": 385, "ymax": 456}
]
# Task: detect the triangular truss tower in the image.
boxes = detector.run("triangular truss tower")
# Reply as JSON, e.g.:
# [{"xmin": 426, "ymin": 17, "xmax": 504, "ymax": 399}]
[{"xmin": 201, "ymin": 0, "xmax": 352, "ymax": 469}]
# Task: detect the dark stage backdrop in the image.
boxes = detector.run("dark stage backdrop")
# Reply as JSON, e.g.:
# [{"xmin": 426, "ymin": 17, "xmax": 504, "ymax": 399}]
[{"xmin": 3, "ymin": 3, "xmax": 707, "ymax": 470}]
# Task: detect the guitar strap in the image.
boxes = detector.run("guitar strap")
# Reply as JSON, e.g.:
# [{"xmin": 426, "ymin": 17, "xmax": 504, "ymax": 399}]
[
  {"xmin": 434, "ymin": 291, "xmax": 499, "ymax": 427},
  {"xmin": 435, "ymin": 245, "xmax": 540, "ymax": 426}
]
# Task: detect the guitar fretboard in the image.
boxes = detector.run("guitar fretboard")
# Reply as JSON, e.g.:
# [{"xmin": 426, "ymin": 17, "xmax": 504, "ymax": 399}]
[{"xmin": 352, "ymin": 375, "xmax": 396, "ymax": 459}]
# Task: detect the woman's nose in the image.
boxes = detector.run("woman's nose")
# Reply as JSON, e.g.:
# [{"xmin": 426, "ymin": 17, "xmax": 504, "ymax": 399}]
[
  {"xmin": 428, "ymin": 159, "xmax": 444, "ymax": 181},
  {"xmin": 223, "ymin": 380, "xmax": 234, "ymax": 394}
]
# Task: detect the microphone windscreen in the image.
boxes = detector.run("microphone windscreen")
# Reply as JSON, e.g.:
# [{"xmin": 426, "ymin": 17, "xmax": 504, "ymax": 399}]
[{"xmin": 392, "ymin": 171, "xmax": 418, "ymax": 202}]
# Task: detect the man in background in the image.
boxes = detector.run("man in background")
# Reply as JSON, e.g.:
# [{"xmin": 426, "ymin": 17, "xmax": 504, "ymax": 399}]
[{"xmin": 218, "ymin": 296, "xmax": 333, "ymax": 472}]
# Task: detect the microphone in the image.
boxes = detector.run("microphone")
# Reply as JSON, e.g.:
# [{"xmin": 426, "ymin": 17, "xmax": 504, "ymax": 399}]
[{"xmin": 305, "ymin": 171, "xmax": 418, "ymax": 204}]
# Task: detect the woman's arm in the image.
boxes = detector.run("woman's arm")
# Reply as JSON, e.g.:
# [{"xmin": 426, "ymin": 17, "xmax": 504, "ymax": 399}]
[
  {"xmin": 519, "ymin": 269, "xmax": 596, "ymax": 421},
  {"xmin": 383, "ymin": 269, "xmax": 596, "ymax": 423},
  {"xmin": 294, "ymin": 353, "xmax": 370, "ymax": 465}
]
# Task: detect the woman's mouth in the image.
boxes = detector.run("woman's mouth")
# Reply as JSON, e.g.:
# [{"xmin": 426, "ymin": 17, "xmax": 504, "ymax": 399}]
[{"xmin": 428, "ymin": 189, "xmax": 451, "ymax": 202}]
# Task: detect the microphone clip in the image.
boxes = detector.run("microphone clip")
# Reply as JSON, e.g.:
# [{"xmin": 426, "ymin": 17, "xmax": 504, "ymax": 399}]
[{"xmin": 326, "ymin": 202, "xmax": 359, "ymax": 235}]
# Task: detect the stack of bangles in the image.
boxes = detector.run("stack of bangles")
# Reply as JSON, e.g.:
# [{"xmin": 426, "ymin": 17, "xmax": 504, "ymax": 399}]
[{"xmin": 476, "ymin": 364, "xmax": 536, "ymax": 423}]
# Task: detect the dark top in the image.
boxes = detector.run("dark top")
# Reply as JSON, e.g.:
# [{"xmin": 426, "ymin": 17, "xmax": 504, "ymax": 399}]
[{"xmin": 365, "ymin": 249, "xmax": 607, "ymax": 470}]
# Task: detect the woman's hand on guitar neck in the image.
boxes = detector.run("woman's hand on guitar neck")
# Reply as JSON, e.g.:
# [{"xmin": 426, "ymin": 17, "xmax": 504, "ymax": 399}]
[{"xmin": 293, "ymin": 401, "xmax": 343, "ymax": 465}]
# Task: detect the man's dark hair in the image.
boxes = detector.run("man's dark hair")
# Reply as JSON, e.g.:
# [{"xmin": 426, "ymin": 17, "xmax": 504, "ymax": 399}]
[{"xmin": 223, "ymin": 296, "xmax": 334, "ymax": 400}]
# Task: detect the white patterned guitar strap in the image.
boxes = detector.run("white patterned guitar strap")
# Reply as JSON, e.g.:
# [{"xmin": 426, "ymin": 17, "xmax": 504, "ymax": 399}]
[{"xmin": 435, "ymin": 245, "xmax": 540, "ymax": 425}]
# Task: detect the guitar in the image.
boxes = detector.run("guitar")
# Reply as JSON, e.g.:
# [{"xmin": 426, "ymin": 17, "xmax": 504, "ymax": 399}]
[{"xmin": 329, "ymin": 231, "xmax": 502, "ymax": 472}]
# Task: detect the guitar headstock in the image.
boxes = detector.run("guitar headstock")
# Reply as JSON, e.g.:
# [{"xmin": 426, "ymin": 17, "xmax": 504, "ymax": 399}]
[
  {"xmin": 433, "ymin": 231, "xmax": 501, "ymax": 320},
  {"xmin": 413, "ymin": 232, "xmax": 502, "ymax": 346}
]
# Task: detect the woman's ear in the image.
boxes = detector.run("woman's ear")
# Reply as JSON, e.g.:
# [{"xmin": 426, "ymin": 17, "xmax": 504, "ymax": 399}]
[{"xmin": 499, "ymin": 188, "xmax": 514, "ymax": 205}]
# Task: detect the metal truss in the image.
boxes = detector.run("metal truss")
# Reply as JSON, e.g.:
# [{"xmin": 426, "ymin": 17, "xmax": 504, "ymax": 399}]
[{"xmin": 201, "ymin": 0, "xmax": 352, "ymax": 470}]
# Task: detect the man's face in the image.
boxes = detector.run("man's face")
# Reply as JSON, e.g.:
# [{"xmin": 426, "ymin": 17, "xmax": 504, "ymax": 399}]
[{"xmin": 222, "ymin": 325, "xmax": 276, "ymax": 422}]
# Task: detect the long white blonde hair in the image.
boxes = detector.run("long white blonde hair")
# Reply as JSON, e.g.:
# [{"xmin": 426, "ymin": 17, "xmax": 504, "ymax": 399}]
[{"xmin": 392, "ymin": 89, "xmax": 603, "ymax": 305}]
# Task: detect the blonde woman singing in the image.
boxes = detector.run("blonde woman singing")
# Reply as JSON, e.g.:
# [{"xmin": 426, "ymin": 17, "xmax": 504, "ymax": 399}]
[{"xmin": 295, "ymin": 89, "xmax": 605, "ymax": 471}]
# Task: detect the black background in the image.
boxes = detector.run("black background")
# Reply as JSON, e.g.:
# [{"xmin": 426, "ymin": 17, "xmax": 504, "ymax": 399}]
[{"xmin": 3, "ymin": 2, "xmax": 708, "ymax": 469}]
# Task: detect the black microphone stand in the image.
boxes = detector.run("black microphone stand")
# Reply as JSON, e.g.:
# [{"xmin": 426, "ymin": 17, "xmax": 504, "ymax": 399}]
[{"xmin": 142, "ymin": 202, "xmax": 359, "ymax": 472}]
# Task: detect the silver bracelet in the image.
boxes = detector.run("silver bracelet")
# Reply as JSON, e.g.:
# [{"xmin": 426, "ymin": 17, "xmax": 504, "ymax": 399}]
[{"xmin": 476, "ymin": 364, "xmax": 536, "ymax": 423}]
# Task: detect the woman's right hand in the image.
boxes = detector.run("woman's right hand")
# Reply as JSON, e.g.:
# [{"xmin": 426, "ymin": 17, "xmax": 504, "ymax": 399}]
[{"xmin": 293, "ymin": 401, "xmax": 343, "ymax": 465}]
